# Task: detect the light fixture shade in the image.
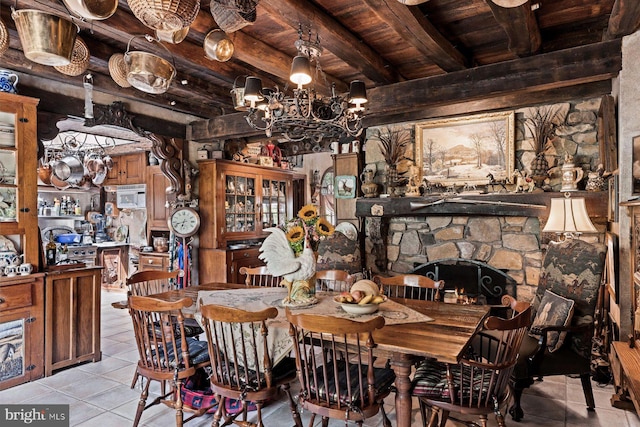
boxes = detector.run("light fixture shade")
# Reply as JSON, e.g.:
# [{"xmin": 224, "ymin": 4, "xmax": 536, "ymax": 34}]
[
  {"xmin": 243, "ymin": 76, "xmax": 263, "ymax": 102},
  {"xmin": 290, "ymin": 55, "xmax": 312, "ymax": 87},
  {"xmin": 543, "ymin": 197, "xmax": 597, "ymax": 234},
  {"xmin": 348, "ymin": 80, "xmax": 367, "ymax": 104}
]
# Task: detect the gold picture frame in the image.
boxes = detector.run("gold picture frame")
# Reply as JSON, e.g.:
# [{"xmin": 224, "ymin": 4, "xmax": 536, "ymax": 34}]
[{"xmin": 415, "ymin": 111, "xmax": 515, "ymax": 186}]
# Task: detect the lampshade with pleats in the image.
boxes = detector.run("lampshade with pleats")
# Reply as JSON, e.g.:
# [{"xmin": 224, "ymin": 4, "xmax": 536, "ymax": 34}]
[{"xmin": 542, "ymin": 196, "xmax": 597, "ymax": 236}]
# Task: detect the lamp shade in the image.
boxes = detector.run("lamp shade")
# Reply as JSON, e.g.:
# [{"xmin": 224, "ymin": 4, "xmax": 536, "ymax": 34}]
[
  {"xmin": 243, "ymin": 76, "xmax": 263, "ymax": 103},
  {"xmin": 543, "ymin": 197, "xmax": 597, "ymax": 234},
  {"xmin": 348, "ymin": 80, "xmax": 367, "ymax": 105},
  {"xmin": 289, "ymin": 55, "xmax": 312, "ymax": 87}
]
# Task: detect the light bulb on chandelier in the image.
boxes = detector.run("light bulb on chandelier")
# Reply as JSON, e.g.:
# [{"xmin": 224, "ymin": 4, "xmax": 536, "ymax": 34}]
[{"xmin": 233, "ymin": 26, "xmax": 368, "ymax": 142}]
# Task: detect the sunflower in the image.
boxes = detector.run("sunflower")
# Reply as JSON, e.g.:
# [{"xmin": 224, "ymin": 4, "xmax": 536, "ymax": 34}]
[
  {"xmin": 286, "ymin": 225, "xmax": 305, "ymax": 255},
  {"xmin": 297, "ymin": 204, "xmax": 318, "ymax": 224},
  {"xmin": 315, "ymin": 218, "xmax": 334, "ymax": 237}
]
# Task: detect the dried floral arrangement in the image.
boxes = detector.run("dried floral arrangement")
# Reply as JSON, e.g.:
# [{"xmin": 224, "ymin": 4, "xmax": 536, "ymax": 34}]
[
  {"xmin": 523, "ymin": 105, "xmax": 565, "ymax": 155},
  {"xmin": 370, "ymin": 126, "xmax": 412, "ymax": 168}
]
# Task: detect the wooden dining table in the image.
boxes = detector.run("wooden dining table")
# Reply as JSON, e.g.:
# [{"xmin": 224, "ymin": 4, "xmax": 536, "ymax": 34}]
[{"xmin": 149, "ymin": 283, "xmax": 491, "ymax": 427}]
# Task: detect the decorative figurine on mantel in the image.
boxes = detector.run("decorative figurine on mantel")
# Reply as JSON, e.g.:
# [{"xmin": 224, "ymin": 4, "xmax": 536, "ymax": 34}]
[
  {"xmin": 405, "ymin": 163, "xmax": 421, "ymax": 197},
  {"xmin": 259, "ymin": 205, "xmax": 335, "ymax": 306},
  {"xmin": 523, "ymin": 105, "xmax": 566, "ymax": 188}
]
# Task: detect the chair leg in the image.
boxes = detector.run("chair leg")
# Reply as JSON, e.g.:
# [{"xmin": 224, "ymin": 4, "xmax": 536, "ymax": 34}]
[
  {"xmin": 282, "ymin": 383, "xmax": 303, "ymax": 427},
  {"xmin": 418, "ymin": 399, "xmax": 428, "ymax": 427},
  {"xmin": 508, "ymin": 381, "xmax": 526, "ymax": 421},
  {"xmin": 580, "ymin": 372, "xmax": 596, "ymax": 411},
  {"xmin": 130, "ymin": 371, "xmax": 139, "ymax": 389},
  {"xmin": 211, "ymin": 395, "xmax": 225, "ymax": 427},
  {"xmin": 133, "ymin": 376, "xmax": 150, "ymax": 427},
  {"xmin": 380, "ymin": 401, "xmax": 392, "ymax": 427},
  {"xmin": 427, "ymin": 406, "xmax": 439, "ymax": 427},
  {"xmin": 439, "ymin": 409, "xmax": 449, "ymax": 427},
  {"xmin": 174, "ymin": 379, "xmax": 184, "ymax": 427}
]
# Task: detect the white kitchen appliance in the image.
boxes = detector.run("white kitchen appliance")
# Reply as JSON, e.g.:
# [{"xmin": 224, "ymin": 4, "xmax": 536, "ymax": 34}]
[{"xmin": 116, "ymin": 184, "xmax": 146, "ymax": 208}]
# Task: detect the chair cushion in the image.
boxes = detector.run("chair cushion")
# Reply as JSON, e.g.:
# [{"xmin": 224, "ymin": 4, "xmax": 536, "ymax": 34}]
[
  {"xmin": 181, "ymin": 367, "xmax": 258, "ymax": 414},
  {"xmin": 160, "ymin": 336, "xmax": 210, "ymax": 366},
  {"xmin": 411, "ymin": 359, "xmax": 495, "ymax": 404},
  {"xmin": 534, "ymin": 239, "xmax": 606, "ymax": 358},
  {"xmin": 211, "ymin": 356, "xmax": 297, "ymax": 390},
  {"xmin": 528, "ymin": 290, "xmax": 575, "ymax": 352},
  {"xmin": 308, "ymin": 360, "xmax": 395, "ymax": 406}
]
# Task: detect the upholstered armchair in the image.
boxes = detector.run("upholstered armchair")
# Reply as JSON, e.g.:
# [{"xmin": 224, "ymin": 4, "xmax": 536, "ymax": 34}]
[{"xmin": 508, "ymin": 238, "xmax": 607, "ymax": 421}]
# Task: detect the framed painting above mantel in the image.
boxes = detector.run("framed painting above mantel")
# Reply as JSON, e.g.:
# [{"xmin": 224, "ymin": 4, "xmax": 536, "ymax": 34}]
[{"xmin": 415, "ymin": 111, "xmax": 515, "ymax": 187}]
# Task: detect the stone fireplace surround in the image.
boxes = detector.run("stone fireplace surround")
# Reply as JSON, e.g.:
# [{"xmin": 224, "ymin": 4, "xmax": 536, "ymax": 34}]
[{"xmin": 357, "ymin": 192, "xmax": 607, "ymax": 302}]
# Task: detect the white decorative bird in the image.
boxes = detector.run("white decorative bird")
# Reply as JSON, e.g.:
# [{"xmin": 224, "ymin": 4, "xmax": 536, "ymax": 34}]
[{"xmin": 258, "ymin": 226, "xmax": 316, "ymax": 304}]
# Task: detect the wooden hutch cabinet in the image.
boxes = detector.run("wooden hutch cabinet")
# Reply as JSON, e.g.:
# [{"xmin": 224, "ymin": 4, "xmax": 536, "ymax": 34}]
[
  {"xmin": 146, "ymin": 164, "xmax": 171, "ymax": 231},
  {"xmin": 0, "ymin": 93, "xmax": 44, "ymax": 390},
  {"xmin": 198, "ymin": 160, "xmax": 301, "ymax": 284}
]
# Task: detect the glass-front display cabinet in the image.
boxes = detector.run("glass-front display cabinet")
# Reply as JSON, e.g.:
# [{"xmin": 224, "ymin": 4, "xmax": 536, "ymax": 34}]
[{"xmin": 198, "ymin": 159, "xmax": 301, "ymax": 283}]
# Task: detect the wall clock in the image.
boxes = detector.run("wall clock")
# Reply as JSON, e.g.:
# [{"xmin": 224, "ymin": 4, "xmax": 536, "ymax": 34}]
[{"xmin": 169, "ymin": 207, "xmax": 201, "ymax": 237}]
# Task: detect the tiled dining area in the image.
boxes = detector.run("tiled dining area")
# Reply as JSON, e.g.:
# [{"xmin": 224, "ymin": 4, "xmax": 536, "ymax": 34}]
[{"xmin": 0, "ymin": 289, "xmax": 638, "ymax": 427}]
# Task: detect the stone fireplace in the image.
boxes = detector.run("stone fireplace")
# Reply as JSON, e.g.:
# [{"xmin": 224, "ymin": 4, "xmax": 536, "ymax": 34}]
[{"xmin": 357, "ymin": 192, "xmax": 607, "ymax": 301}]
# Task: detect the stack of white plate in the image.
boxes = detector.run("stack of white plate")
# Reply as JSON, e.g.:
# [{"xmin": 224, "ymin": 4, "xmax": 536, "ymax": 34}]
[{"xmin": 0, "ymin": 123, "xmax": 14, "ymax": 146}]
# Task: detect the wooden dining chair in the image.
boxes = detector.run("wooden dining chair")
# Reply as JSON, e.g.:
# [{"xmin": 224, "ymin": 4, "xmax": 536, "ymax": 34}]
[
  {"xmin": 200, "ymin": 303, "xmax": 302, "ymax": 427},
  {"xmin": 286, "ymin": 308, "xmax": 395, "ymax": 427},
  {"xmin": 128, "ymin": 295, "xmax": 213, "ymax": 427},
  {"xmin": 411, "ymin": 303, "xmax": 532, "ymax": 427},
  {"xmin": 373, "ymin": 274, "xmax": 445, "ymax": 301},
  {"xmin": 238, "ymin": 265, "xmax": 283, "ymax": 287},
  {"xmin": 315, "ymin": 269, "xmax": 353, "ymax": 292},
  {"xmin": 127, "ymin": 270, "xmax": 203, "ymax": 389}
]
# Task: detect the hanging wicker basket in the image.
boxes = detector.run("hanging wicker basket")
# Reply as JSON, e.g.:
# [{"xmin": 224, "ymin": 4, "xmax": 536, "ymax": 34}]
[
  {"xmin": 54, "ymin": 36, "xmax": 90, "ymax": 76},
  {"xmin": 215, "ymin": 0, "xmax": 259, "ymax": 14},
  {"xmin": 210, "ymin": 0, "xmax": 256, "ymax": 33},
  {"xmin": 108, "ymin": 53, "xmax": 131, "ymax": 88},
  {"xmin": 128, "ymin": 0, "xmax": 200, "ymax": 32},
  {"xmin": 0, "ymin": 19, "xmax": 8, "ymax": 56}
]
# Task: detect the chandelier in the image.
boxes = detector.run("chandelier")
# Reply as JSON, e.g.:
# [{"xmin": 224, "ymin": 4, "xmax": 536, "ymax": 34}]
[{"xmin": 232, "ymin": 28, "xmax": 368, "ymax": 142}]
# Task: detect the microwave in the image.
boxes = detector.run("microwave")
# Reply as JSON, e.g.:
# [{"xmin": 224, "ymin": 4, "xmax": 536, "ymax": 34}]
[{"xmin": 116, "ymin": 184, "xmax": 146, "ymax": 209}]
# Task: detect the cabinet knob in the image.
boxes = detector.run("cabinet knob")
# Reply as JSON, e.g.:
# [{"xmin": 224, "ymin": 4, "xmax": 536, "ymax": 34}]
[
  {"xmin": 0, "ymin": 297, "xmax": 4, "ymax": 304},
  {"xmin": 148, "ymin": 259, "xmax": 154, "ymax": 264},
  {"xmin": 243, "ymin": 252, "xmax": 249, "ymax": 258},
  {"xmin": 20, "ymin": 207, "xmax": 29, "ymax": 212}
]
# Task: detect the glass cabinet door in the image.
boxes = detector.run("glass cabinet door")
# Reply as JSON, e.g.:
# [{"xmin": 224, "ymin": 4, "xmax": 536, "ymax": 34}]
[
  {"xmin": 0, "ymin": 111, "xmax": 18, "ymax": 223},
  {"xmin": 224, "ymin": 173, "xmax": 256, "ymax": 233},
  {"xmin": 261, "ymin": 178, "xmax": 288, "ymax": 228}
]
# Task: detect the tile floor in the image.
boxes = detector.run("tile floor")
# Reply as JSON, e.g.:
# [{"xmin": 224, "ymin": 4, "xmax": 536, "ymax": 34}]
[{"xmin": 0, "ymin": 289, "xmax": 638, "ymax": 427}]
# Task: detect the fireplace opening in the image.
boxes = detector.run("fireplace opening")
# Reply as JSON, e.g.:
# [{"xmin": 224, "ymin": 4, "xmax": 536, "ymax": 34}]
[{"xmin": 411, "ymin": 258, "xmax": 516, "ymax": 305}]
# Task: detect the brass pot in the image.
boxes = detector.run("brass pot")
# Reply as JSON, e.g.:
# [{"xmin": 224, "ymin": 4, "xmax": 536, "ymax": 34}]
[
  {"xmin": 204, "ymin": 29, "xmax": 234, "ymax": 62},
  {"xmin": 124, "ymin": 51, "xmax": 176, "ymax": 94},
  {"xmin": 38, "ymin": 162, "xmax": 52, "ymax": 185},
  {"xmin": 62, "ymin": 0, "xmax": 117, "ymax": 20},
  {"xmin": 156, "ymin": 26, "xmax": 190, "ymax": 44},
  {"xmin": 12, "ymin": 9, "xmax": 78, "ymax": 66}
]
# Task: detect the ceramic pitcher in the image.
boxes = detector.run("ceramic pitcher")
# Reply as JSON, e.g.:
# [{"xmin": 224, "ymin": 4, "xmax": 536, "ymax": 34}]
[{"xmin": 0, "ymin": 70, "xmax": 18, "ymax": 94}]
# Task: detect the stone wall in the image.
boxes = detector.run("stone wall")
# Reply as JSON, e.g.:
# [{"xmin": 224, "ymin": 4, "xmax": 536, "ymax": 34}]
[{"xmin": 366, "ymin": 215, "xmax": 542, "ymax": 301}]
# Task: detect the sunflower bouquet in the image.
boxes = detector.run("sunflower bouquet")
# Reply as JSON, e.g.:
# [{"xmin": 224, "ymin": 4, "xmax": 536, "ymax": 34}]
[{"xmin": 284, "ymin": 204, "xmax": 335, "ymax": 257}]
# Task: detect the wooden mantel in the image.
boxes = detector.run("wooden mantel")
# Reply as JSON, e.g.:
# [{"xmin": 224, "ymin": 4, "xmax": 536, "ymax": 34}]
[{"xmin": 356, "ymin": 191, "xmax": 608, "ymax": 220}]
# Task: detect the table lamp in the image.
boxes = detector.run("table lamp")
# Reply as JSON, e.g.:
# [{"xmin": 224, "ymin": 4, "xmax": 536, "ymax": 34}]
[{"xmin": 542, "ymin": 193, "xmax": 597, "ymax": 240}]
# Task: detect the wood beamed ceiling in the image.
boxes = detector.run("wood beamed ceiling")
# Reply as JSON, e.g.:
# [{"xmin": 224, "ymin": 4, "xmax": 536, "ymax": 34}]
[{"xmin": 0, "ymin": 0, "xmax": 637, "ymax": 141}]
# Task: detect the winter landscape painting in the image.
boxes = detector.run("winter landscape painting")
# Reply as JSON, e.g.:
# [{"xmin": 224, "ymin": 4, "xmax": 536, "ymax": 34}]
[{"xmin": 415, "ymin": 111, "xmax": 515, "ymax": 187}]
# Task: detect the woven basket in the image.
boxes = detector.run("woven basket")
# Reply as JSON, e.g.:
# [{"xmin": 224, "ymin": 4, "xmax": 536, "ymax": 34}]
[
  {"xmin": 216, "ymin": 0, "xmax": 259, "ymax": 14},
  {"xmin": 210, "ymin": 0, "xmax": 256, "ymax": 33},
  {"xmin": 108, "ymin": 53, "xmax": 131, "ymax": 88},
  {"xmin": 129, "ymin": 0, "xmax": 199, "ymax": 32},
  {"xmin": 0, "ymin": 20, "xmax": 8, "ymax": 56},
  {"xmin": 54, "ymin": 36, "xmax": 90, "ymax": 76}
]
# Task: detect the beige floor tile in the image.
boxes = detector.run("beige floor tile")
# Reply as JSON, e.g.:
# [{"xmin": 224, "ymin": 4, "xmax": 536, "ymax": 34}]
[
  {"xmin": 82, "ymin": 384, "xmax": 141, "ymax": 411},
  {"xmin": 73, "ymin": 411, "xmax": 132, "ymax": 427},
  {"xmin": 75, "ymin": 355, "xmax": 132, "ymax": 375}
]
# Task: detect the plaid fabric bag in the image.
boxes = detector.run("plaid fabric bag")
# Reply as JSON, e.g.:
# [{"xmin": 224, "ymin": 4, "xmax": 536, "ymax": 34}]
[{"xmin": 180, "ymin": 368, "xmax": 257, "ymax": 414}]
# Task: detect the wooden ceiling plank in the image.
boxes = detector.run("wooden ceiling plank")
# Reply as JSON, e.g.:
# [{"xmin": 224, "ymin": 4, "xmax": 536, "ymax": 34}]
[
  {"xmin": 188, "ymin": 40, "xmax": 621, "ymax": 141},
  {"xmin": 604, "ymin": 0, "xmax": 640, "ymax": 39},
  {"xmin": 363, "ymin": 0, "xmax": 467, "ymax": 72},
  {"xmin": 259, "ymin": 0, "xmax": 399, "ymax": 84},
  {"xmin": 486, "ymin": 0, "xmax": 541, "ymax": 56}
]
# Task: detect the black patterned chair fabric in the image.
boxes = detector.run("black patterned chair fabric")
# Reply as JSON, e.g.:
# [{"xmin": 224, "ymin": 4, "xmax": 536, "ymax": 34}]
[{"xmin": 509, "ymin": 238, "xmax": 607, "ymax": 422}]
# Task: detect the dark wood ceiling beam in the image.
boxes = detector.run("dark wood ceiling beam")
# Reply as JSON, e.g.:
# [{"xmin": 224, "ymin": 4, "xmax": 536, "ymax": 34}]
[
  {"xmin": 364, "ymin": 0, "xmax": 467, "ymax": 72},
  {"xmin": 187, "ymin": 40, "xmax": 621, "ymax": 141},
  {"xmin": 604, "ymin": 0, "xmax": 640, "ymax": 39},
  {"xmin": 486, "ymin": 0, "xmax": 541, "ymax": 56},
  {"xmin": 259, "ymin": 0, "xmax": 399, "ymax": 84}
]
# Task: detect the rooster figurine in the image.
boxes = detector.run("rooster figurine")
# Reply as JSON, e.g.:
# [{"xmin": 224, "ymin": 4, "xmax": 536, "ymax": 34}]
[{"xmin": 258, "ymin": 226, "xmax": 317, "ymax": 305}]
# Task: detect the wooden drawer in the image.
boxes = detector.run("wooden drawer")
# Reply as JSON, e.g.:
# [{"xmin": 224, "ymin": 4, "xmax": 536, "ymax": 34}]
[
  {"xmin": 0, "ymin": 282, "xmax": 33, "ymax": 310},
  {"xmin": 140, "ymin": 253, "xmax": 168, "ymax": 271},
  {"xmin": 229, "ymin": 248, "xmax": 260, "ymax": 262}
]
